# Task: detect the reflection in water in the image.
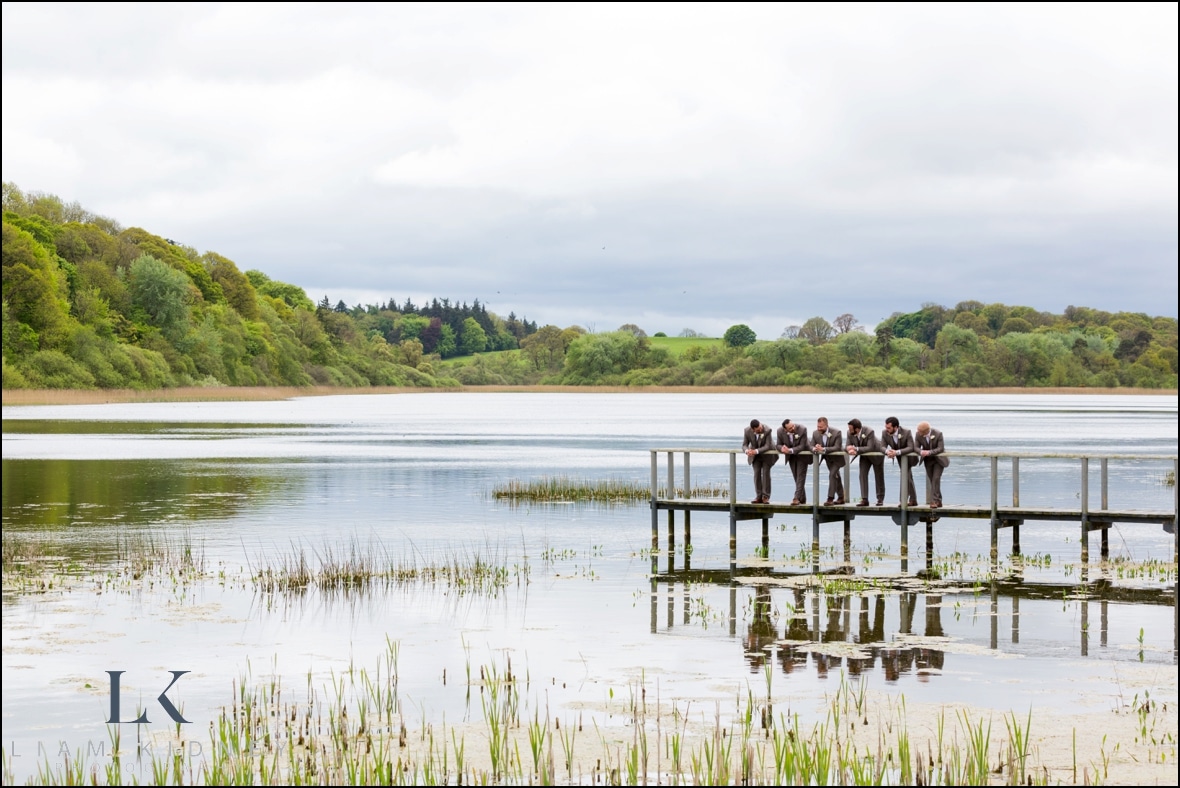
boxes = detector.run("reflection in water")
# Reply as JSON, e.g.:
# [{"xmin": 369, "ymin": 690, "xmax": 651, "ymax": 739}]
[
  {"xmin": 1, "ymin": 459, "xmax": 284, "ymax": 554},
  {"xmin": 740, "ymin": 586, "xmax": 948, "ymax": 683},
  {"xmin": 651, "ymin": 576, "xmax": 1178, "ymax": 680}
]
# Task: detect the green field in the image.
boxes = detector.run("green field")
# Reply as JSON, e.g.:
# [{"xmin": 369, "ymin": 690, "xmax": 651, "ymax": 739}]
[{"xmin": 649, "ymin": 335, "xmax": 724, "ymax": 357}]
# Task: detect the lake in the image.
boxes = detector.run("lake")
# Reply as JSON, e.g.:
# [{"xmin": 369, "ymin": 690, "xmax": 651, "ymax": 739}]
[{"xmin": 2, "ymin": 392, "xmax": 1176, "ymax": 785}]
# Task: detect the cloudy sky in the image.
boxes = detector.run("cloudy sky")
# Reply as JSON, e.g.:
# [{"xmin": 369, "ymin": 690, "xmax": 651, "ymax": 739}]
[{"xmin": 3, "ymin": 3, "xmax": 1176, "ymax": 338}]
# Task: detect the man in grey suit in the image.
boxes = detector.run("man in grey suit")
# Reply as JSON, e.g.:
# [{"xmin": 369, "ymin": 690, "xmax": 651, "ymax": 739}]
[
  {"xmin": 883, "ymin": 416, "xmax": 918, "ymax": 506},
  {"xmin": 743, "ymin": 419, "xmax": 778, "ymax": 503},
  {"xmin": 776, "ymin": 418, "xmax": 812, "ymax": 505},
  {"xmin": 810, "ymin": 417, "xmax": 846, "ymax": 504},
  {"xmin": 846, "ymin": 418, "xmax": 885, "ymax": 506},
  {"xmin": 915, "ymin": 421, "xmax": 949, "ymax": 508}
]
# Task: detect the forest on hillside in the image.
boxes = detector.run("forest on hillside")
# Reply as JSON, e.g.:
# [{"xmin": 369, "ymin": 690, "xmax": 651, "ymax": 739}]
[
  {"xmin": 2, "ymin": 184, "xmax": 538, "ymax": 390},
  {"xmin": 2, "ymin": 183, "xmax": 1176, "ymax": 391}
]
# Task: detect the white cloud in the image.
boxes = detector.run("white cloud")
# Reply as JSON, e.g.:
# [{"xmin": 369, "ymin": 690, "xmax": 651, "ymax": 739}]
[{"xmin": 3, "ymin": 3, "xmax": 1176, "ymax": 326}]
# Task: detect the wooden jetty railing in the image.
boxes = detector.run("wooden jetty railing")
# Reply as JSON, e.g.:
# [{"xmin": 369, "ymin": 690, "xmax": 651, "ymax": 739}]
[{"xmin": 648, "ymin": 449, "xmax": 1178, "ymax": 576}]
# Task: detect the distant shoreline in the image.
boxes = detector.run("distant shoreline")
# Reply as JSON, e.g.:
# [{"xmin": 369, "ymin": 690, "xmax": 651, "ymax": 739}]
[{"xmin": 2, "ymin": 385, "xmax": 1176, "ymax": 406}]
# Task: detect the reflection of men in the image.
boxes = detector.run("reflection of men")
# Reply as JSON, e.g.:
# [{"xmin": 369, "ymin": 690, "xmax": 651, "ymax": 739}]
[
  {"xmin": 882, "ymin": 417, "xmax": 918, "ymax": 506},
  {"xmin": 743, "ymin": 419, "xmax": 778, "ymax": 503},
  {"xmin": 915, "ymin": 422, "xmax": 949, "ymax": 508},
  {"xmin": 776, "ymin": 418, "xmax": 812, "ymax": 505},
  {"xmin": 811, "ymin": 417, "xmax": 845, "ymax": 504},
  {"xmin": 846, "ymin": 418, "xmax": 885, "ymax": 506}
]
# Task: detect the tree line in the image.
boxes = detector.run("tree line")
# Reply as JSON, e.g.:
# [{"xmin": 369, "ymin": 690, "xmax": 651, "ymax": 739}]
[
  {"xmin": 2, "ymin": 183, "xmax": 537, "ymax": 390},
  {"xmin": 446, "ymin": 304, "xmax": 1176, "ymax": 389},
  {"xmin": 3, "ymin": 183, "xmax": 1175, "ymax": 391}
]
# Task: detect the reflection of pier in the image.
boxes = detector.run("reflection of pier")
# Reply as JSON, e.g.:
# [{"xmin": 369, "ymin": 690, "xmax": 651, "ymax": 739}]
[
  {"xmin": 648, "ymin": 450, "xmax": 1177, "ymax": 579},
  {"xmin": 649, "ymin": 571, "xmax": 1177, "ymax": 665}
]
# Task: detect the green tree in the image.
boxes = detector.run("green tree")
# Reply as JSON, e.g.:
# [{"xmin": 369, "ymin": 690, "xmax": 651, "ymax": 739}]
[
  {"xmin": 520, "ymin": 325, "xmax": 565, "ymax": 370},
  {"xmin": 458, "ymin": 316, "xmax": 488, "ymax": 355},
  {"xmin": 129, "ymin": 254, "xmax": 191, "ymax": 339},
  {"xmin": 2, "ymin": 220, "xmax": 72, "ymax": 349},
  {"xmin": 723, "ymin": 324, "xmax": 756, "ymax": 347}
]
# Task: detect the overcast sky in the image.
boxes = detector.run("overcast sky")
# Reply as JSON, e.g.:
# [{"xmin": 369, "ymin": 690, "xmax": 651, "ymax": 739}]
[{"xmin": 3, "ymin": 3, "xmax": 1176, "ymax": 338}]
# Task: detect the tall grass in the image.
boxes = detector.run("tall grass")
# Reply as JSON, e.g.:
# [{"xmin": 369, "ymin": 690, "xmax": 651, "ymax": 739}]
[{"xmin": 492, "ymin": 476, "xmax": 727, "ymax": 503}]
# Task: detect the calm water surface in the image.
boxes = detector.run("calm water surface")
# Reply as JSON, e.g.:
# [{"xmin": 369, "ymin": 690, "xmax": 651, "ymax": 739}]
[{"xmin": 2, "ymin": 392, "xmax": 1176, "ymax": 780}]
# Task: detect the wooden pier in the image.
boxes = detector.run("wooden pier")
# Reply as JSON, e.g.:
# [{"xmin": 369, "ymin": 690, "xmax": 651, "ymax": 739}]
[{"xmin": 649, "ymin": 449, "xmax": 1178, "ymax": 579}]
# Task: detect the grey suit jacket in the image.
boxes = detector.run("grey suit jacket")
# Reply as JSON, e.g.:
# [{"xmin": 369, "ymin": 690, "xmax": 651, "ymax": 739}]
[
  {"xmin": 743, "ymin": 426, "xmax": 775, "ymax": 465},
  {"xmin": 882, "ymin": 427, "xmax": 915, "ymax": 460},
  {"xmin": 811, "ymin": 429, "xmax": 846, "ymax": 467},
  {"xmin": 776, "ymin": 424, "xmax": 813, "ymax": 465},
  {"xmin": 847, "ymin": 427, "xmax": 883, "ymax": 456},
  {"xmin": 917, "ymin": 428, "xmax": 950, "ymax": 467}
]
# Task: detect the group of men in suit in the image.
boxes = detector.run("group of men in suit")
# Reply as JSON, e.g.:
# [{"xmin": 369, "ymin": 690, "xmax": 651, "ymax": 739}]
[{"xmin": 742, "ymin": 416, "xmax": 949, "ymax": 507}]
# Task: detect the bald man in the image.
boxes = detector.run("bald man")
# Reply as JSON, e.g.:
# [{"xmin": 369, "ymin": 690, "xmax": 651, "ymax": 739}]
[{"xmin": 914, "ymin": 421, "xmax": 949, "ymax": 508}]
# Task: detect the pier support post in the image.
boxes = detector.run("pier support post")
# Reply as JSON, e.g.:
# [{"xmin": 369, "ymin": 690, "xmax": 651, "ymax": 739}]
[
  {"xmin": 667, "ymin": 451, "xmax": 675, "ymax": 551},
  {"xmin": 843, "ymin": 520, "xmax": 852, "ymax": 565},
  {"xmin": 683, "ymin": 452, "xmax": 692, "ymax": 546},
  {"xmin": 729, "ymin": 453, "xmax": 738, "ymax": 570},
  {"xmin": 1012, "ymin": 457, "xmax": 1020, "ymax": 507},
  {"xmin": 900, "ymin": 456, "xmax": 910, "ymax": 573},
  {"xmin": 989, "ymin": 456, "xmax": 999, "ymax": 565},
  {"xmin": 1080, "ymin": 458, "xmax": 1090, "ymax": 563},
  {"xmin": 762, "ymin": 518, "xmax": 769, "ymax": 553},
  {"xmin": 812, "ymin": 456, "xmax": 821, "ymax": 573},
  {"xmin": 1100, "ymin": 458, "xmax": 1108, "ymax": 511},
  {"xmin": 650, "ymin": 451, "xmax": 658, "ymax": 550}
]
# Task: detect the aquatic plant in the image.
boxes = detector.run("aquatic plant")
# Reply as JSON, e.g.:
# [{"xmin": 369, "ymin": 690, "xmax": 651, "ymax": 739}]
[{"xmin": 491, "ymin": 476, "xmax": 728, "ymax": 503}]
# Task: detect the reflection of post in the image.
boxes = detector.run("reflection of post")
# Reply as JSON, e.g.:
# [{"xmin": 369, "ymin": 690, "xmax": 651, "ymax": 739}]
[
  {"xmin": 925, "ymin": 520, "xmax": 934, "ymax": 572},
  {"xmin": 873, "ymin": 593, "xmax": 886, "ymax": 641},
  {"xmin": 899, "ymin": 592, "xmax": 915, "ymax": 635},
  {"xmin": 925, "ymin": 594, "xmax": 944, "ymax": 637},
  {"xmin": 667, "ymin": 580, "xmax": 674, "ymax": 629},
  {"xmin": 858, "ymin": 596, "xmax": 870, "ymax": 642},
  {"xmin": 811, "ymin": 593, "xmax": 821, "ymax": 640},
  {"xmin": 729, "ymin": 584, "xmax": 737, "ymax": 638},
  {"xmin": 650, "ymin": 575, "xmax": 657, "ymax": 634},
  {"xmin": 1081, "ymin": 598, "xmax": 1089, "ymax": 657},
  {"xmin": 1100, "ymin": 599, "xmax": 1108, "ymax": 649},
  {"xmin": 990, "ymin": 582, "xmax": 998, "ymax": 650},
  {"xmin": 1012, "ymin": 596, "xmax": 1020, "ymax": 644},
  {"xmin": 683, "ymin": 583, "xmax": 690, "ymax": 626}
]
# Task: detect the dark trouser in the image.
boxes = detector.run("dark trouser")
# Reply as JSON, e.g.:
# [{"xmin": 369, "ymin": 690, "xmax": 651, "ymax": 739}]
[
  {"xmin": 823, "ymin": 458, "xmax": 845, "ymax": 501},
  {"xmin": 752, "ymin": 455, "xmax": 778, "ymax": 500},
  {"xmin": 894, "ymin": 456, "xmax": 917, "ymax": 503},
  {"xmin": 786, "ymin": 456, "xmax": 810, "ymax": 501},
  {"xmin": 923, "ymin": 461, "xmax": 944, "ymax": 504},
  {"xmin": 857, "ymin": 456, "xmax": 885, "ymax": 503}
]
